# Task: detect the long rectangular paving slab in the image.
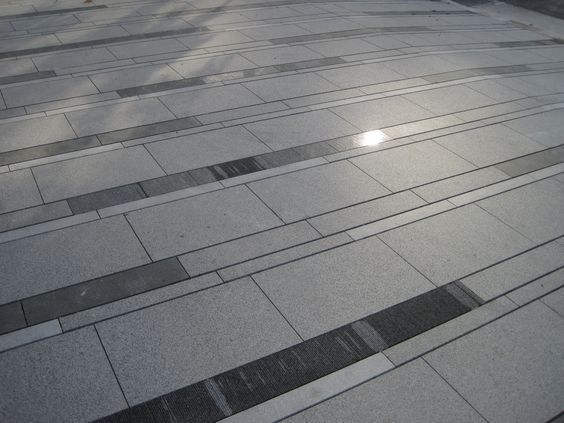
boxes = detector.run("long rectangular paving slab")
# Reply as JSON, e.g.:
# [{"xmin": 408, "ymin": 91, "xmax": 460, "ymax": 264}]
[
  {"xmin": 108, "ymin": 39, "xmax": 187, "ymax": 59},
  {"xmin": 253, "ymin": 235, "xmax": 434, "ymax": 339},
  {"xmin": 96, "ymin": 277, "xmax": 301, "ymax": 405},
  {"xmin": 425, "ymin": 301, "xmax": 564, "ymax": 423},
  {"xmin": 0, "ymin": 114, "xmax": 76, "ymax": 153},
  {"xmin": 146, "ymin": 126, "xmax": 271, "ymax": 174},
  {"xmin": 0, "ymin": 215, "xmax": 149, "ymax": 303},
  {"xmin": 169, "ymin": 54, "xmax": 256, "ymax": 78},
  {"xmin": 248, "ymin": 161, "xmax": 390, "ymax": 223},
  {"xmin": 126, "ymin": 185, "xmax": 283, "ymax": 260},
  {"xmin": 0, "ymin": 327, "xmax": 127, "ymax": 423},
  {"xmin": 89, "ymin": 64, "xmax": 182, "ymax": 92},
  {"xmin": 379, "ymin": 205, "xmax": 534, "ymax": 286},
  {"xmin": 0, "ymin": 169, "xmax": 42, "ymax": 214},
  {"xmin": 32, "ymin": 48, "xmax": 116, "ymax": 71},
  {"xmin": 403, "ymin": 85, "xmax": 496, "ymax": 115},
  {"xmin": 32, "ymin": 145, "xmax": 165, "ymax": 202},
  {"xmin": 502, "ymin": 109, "xmax": 564, "ymax": 147},
  {"xmin": 242, "ymin": 73, "xmax": 339, "ymax": 102},
  {"xmin": 317, "ymin": 62, "xmax": 405, "ymax": 89},
  {"xmin": 65, "ymin": 98, "xmax": 175, "ymax": 137}
]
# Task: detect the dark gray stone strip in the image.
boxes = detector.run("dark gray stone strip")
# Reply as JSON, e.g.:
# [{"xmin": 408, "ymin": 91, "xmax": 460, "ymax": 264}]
[
  {"xmin": 0, "ymin": 4, "xmax": 106, "ymax": 20},
  {"xmin": 67, "ymin": 184, "xmax": 146, "ymax": 214},
  {"xmin": 0, "ymin": 302, "xmax": 26, "ymax": 335},
  {"xmin": 97, "ymin": 117, "xmax": 201, "ymax": 145},
  {"xmin": 494, "ymin": 145, "xmax": 564, "ymax": 177},
  {"xmin": 0, "ymin": 201, "xmax": 72, "ymax": 233},
  {"xmin": 495, "ymin": 39, "xmax": 564, "ymax": 48},
  {"xmin": 0, "ymin": 136, "xmax": 100, "ymax": 166},
  {"xmin": 201, "ymin": 66, "xmax": 279, "ymax": 84},
  {"xmin": 274, "ymin": 56, "xmax": 346, "ymax": 72},
  {"xmin": 22, "ymin": 258, "xmax": 188, "ymax": 326},
  {"xmin": 364, "ymin": 10, "xmax": 476, "ymax": 16},
  {"xmin": 96, "ymin": 282, "xmax": 478, "ymax": 422},
  {"xmin": 0, "ymin": 71, "xmax": 55, "ymax": 86},
  {"xmin": 140, "ymin": 172, "xmax": 198, "ymax": 197},
  {"xmin": 471, "ymin": 64, "xmax": 532, "ymax": 75},
  {"xmin": 423, "ymin": 64, "xmax": 532, "ymax": 83},
  {"xmin": 116, "ymin": 77, "xmax": 205, "ymax": 97}
]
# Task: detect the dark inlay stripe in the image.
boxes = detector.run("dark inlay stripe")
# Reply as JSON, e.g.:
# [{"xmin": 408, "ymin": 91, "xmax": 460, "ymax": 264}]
[
  {"xmin": 0, "ymin": 302, "xmax": 26, "ymax": 335},
  {"xmin": 140, "ymin": 172, "xmax": 198, "ymax": 197},
  {"xmin": 116, "ymin": 77, "xmax": 205, "ymax": 97},
  {"xmin": 0, "ymin": 5, "xmax": 106, "ymax": 20},
  {"xmin": 21, "ymin": 257, "xmax": 188, "ymax": 326},
  {"xmin": 494, "ymin": 145, "xmax": 564, "ymax": 177},
  {"xmin": 96, "ymin": 282, "xmax": 482, "ymax": 422},
  {"xmin": 364, "ymin": 10, "xmax": 476, "ymax": 16},
  {"xmin": 274, "ymin": 57, "xmax": 345, "ymax": 72},
  {"xmin": 495, "ymin": 39, "xmax": 564, "ymax": 48},
  {"xmin": 0, "ymin": 71, "xmax": 55, "ymax": 86},
  {"xmin": 67, "ymin": 183, "xmax": 146, "ymax": 214},
  {"xmin": 423, "ymin": 64, "xmax": 532, "ymax": 83}
]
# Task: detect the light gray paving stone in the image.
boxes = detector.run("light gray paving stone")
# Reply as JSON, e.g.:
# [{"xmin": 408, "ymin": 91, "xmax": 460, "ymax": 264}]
[
  {"xmin": 0, "ymin": 34, "xmax": 59, "ymax": 53},
  {"xmin": 2, "ymin": 77, "xmax": 99, "ymax": 108},
  {"xmin": 32, "ymin": 48, "xmax": 116, "ymax": 71},
  {"xmin": 486, "ymin": 48, "xmax": 549, "ymax": 65},
  {"xmin": 218, "ymin": 232, "xmax": 351, "ymax": 282},
  {"xmin": 74, "ymin": 8, "xmax": 140, "ymax": 23},
  {"xmin": 33, "ymin": 145, "xmax": 165, "ymax": 202},
  {"xmin": 56, "ymin": 26, "xmax": 129, "ymax": 43},
  {"xmin": 283, "ymin": 88, "xmax": 365, "ymax": 109},
  {"xmin": 249, "ymin": 160, "xmax": 390, "ymax": 223},
  {"xmin": 502, "ymin": 109, "xmax": 564, "ymax": 147},
  {"xmin": 0, "ymin": 215, "xmax": 149, "ymax": 303},
  {"xmin": 461, "ymin": 241, "xmax": 564, "ymax": 301},
  {"xmin": 363, "ymin": 34, "xmax": 410, "ymax": 49},
  {"xmin": 0, "ymin": 201, "xmax": 71, "ymax": 233},
  {"xmin": 381, "ymin": 115, "xmax": 464, "ymax": 139},
  {"xmin": 404, "ymin": 85, "xmax": 496, "ymax": 115},
  {"xmin": 412, "ymin": 167, "xmax": 509, "ymax": 203},
  {"xmin": 244, "ymin": 110, "xmax": 358, "ymax": 150},
  {"xmin": 66, "ymin": 98, "xmax": 175, "ymax": 137},
  {"xmin": 385, "ymin": 296, "xmax": 517, "ymax": 366},
  {"xmin": 360, "ymin": 77, "xmax": 429, "ymax": 96},
  {"xmin": 350, "ymin": 141, "xmax": 476, "ymax": 192},
  {"xmin": 0, "ymin": 327, "xmax": 127, "ymax": 423},
  {"xmin": 441, "ymin": 51, "xmax": 509, "ymax": 68},
  {"xmin": 435, "ymin": 124, "xmax": 545, "ymax": 167},
  {"xmin": 478, "ymin": 178, "xmax": 564, "ymax": 243},
  {"xmin": 241, "ymin": 45, "xmax": 323, "ymax": 66},
  {"xmin": 284, "ymin": 359, "xmax": 485, "ymax": 423},
  {"xmin": 12, "ymin": 15, "xmax": 79, "ymax": 31},
  {"xmin": 240, "ymin": 24, "xmax": 311, "ymax": 41},
  {"xmin": 89, "ymin": 64, "xmax": 182, "ymax": 92},
  {"xmin": 60, "ymin": 273, "xmax": 223, "ymax": 331},
  {"xmin": 494, "ymin": 75, "xmax": 555, "ymax": 97},
  {"xmin": 448, "ymin": 174, "xmax": 535, "ymax": 207},
  {"xmin": 169, "ymin": 54, "xmax": 256, "ymax": 78},
  {"xmin": 254, "ymin": 235, "xmax": 434, "ymax": 339},
  {"xmin": 331, "ymin": 96, "xmax": 435, "ymax": 131},
  {"xmin": 316, "ymin": 62, "xmax": 404, "ymax": 89},
  {"xmin": 0, "ymin": 58, "xmax": 36, "ymax": 77},
  {"xmin": 179, "ymin": 221, "xmax": 319, "ymax": 277},
  {"xmin": 464, "ymin": 79, "xmax": 528, "ymax": 103},
  {"xmin": 379, "ymin": 205, "xmax": 534, "ymax": 286},
  {"xmin": 108, "ymin": 39, "xmax": 187, "ymax": 59},
  {"xmin": 0, "ymin": 320, "xmax": 61, "ymax": 352},
  {"xmin": 196, "ymin": 102, "xmax": 288, "ymax": 125},
  {"xmin": 25, "ymin": 92, "xmax": 120, "ymax": 114},
  {"xmin": 243, "ymin": 73, "xmax": 339, "ymax": 102},
  {"xmin": 0, "ymin": 169, "xmax": 42, "ymax": 214},
  {"xmin": 425, "ymin": 301, "xmax": 564, "ymax": 423},
  {"xmin": 308, "ymin": 190, "xmax": 426, "ymax": 236},
  {"xmin": 121, "ymin": 18, "xmax": 193, "ymax": 34},
  {"xmin": 160, "ymin": 84, "xmax": 263, "ymax": 118},
  {"xmin": 146, "ymin": 126, "xmax": 270, "ymax": 173},
  {"xmin": 383, "ymin": 55, "xmax": 461, "ymax": 78},
  {"xmin": 541, "ymin": 285, "xmax": 564, "ymax": 317},
  {"xmin": 507, "ymin": 268, "xmax": 564, "ymax": 306},
  {"xmin": 96, "ymin": 277, "xmax": 300, "ymax": 405},
  {"xmin": 306, "ymin": 38, "xmax": 379, "ymax": 57},
  {"xmin": 393, "ymin": 32, "xmax": 476, "ymax": 47},
  {"xmin": 297, "ymin": 18, "xmax": 361, "ymax": 34},
  {"xmin": 0, "ymin": 114, "xmax": 76, "ymax": 153},
  {"xmin": 177, "ymin": 31, "xmax": 254, "ymax": 48},
  {"xmin": 126, "ymin": 185, "xmax": 282, "ymax": 260}
]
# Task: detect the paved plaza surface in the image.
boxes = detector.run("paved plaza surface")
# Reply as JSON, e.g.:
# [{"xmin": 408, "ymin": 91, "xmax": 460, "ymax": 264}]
[{"xmin": 0, "ymin": 0, "xmax": 563, "ymax": 421}]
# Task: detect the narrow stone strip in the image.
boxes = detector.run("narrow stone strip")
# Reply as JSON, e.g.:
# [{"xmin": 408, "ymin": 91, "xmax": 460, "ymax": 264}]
[
  {"xmin": 0, "ymin": 71, "xmax": 56, "ymax": 86},
  {"xmin": 0, "ymin": 4, "xmax": 106, "ymax": 20}
]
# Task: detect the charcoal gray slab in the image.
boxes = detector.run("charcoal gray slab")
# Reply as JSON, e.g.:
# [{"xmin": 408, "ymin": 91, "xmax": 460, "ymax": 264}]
[
  {"xmin": 0, "ymin": 169, "xmax": 43, "ymax": 214},
  {"xmin": 494, "ymin": 147, "xmax": 564, "ymax": 177},
  {"xmin": 0, "ymin": 302, "xmax": 26, "ymax": 335},
  {"xmin": 0, "ymin": 201, "xmax": 71, "ymax": 233},
  {"xmin": 0, "ymin": 216, "xmax": 150, "ymax": 304},
  {"xmin": 140, "ymin": 172, "xmax": 197, "ymax": 197},
  {"xmin": 126, "ymin": 185, "xmax": 283, "ymax": 260},
  {"xmin": 23, "ymin": 258, "xmax": 188, "ymax": 325},
  {"xmin": 0, "ymin": 327, "xmax": 127, "ymax": 422},
  {"xmin": 67, "ymin": 184, "xmax": 146, "ymax": 214},
  {"xmin": 96, "ymin": 277, "xmax": 300, "ymax": 405}
]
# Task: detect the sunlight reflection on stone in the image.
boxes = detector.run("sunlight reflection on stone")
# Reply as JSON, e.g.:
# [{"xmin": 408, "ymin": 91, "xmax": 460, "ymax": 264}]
[{"xmin": 358, "ymin": 130, "xmax": 389, "ymax": 146}]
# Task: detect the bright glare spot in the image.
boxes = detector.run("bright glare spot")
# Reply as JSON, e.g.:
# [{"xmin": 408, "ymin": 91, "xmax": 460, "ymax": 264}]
[{"xmin": 358, "ymin": 130, "xmax": 388, "ymax": 146}]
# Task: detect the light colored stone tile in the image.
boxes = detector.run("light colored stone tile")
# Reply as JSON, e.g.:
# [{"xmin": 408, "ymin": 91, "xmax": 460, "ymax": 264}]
[
  {"xmin": 350, "ymin": 141, "xmax": 476, "ymax": 192},
  {"xmin": 177, "ymin": 31, "xmax": 254, "ymax": 48},
  {"xmin": 242, "ymin": 45, "xmax": 323, "ymax": 66},
  {"xmin": 502, "ymin": 109, "xmax": 564, "ymax": 147},
  {"xmin": 0, "ymin": 201, "xmax": 70, "ymax": 233},
  {"xmin": 448, "ymin": 174, "xmax": 534, "ymax": 206},
  {"xmin": 0, "ymin": 169, "xmax": 42, "ymax": 214},
  {"xmin": 179, "ymin": 221, "xmax": 319, "ymax": 276},
  {"xmin": 507, "ymin": 268, "xmax": 564, "ymax": 306},
  {"xmin": 147, "ymin": 126, "xmax": 270, "ymax": 173},
  {"xmin": 331, "ymin": 96, "xmax": 434, "ymax": 131},
  {"xmin": 478, "ymin": 178, "xmax": 564, "ymax": 243},
  {"xmin": 0, "ymin": 320, "xmax": 61, "ymax": 352},
  {"xmin": 465, "ymin": 79, "xmax": 528, "ymax": 102},
  {"xmin": 243, "ymin": 73, "xmax": 338, "ymax": 102},
  {"xmin": 249, "ymin": 160, "xmax": 389, "ymax": 223},
  {"xmin": 435, "ymin": 124, "xmax": 545, "ymax": 167},
  {"xmin": 404, "ymin": 85, "xmax": 495, "ymax": 115},
  {"xmin": 0, "ymin": 34, "xmax": 59, "ymax": 53},
  {"xmin": 160, "ymin": 84, "xmax": 262, "ymax": 118},
  {"xmin": 60, "ymin": 273, "xmax": 222, "ymax": 331},
  {"xmin": 308, "ymin": 190, "xmax": 425, "ymax": 236},
  {"xmin": 127, "ymin": 185, "xmax": 282, "ymax": 260},
  {"xmin": 0, "ymin": 114, "xmax": 75, "ymax": 153},
  {"xmin": 379, "ymin": 205, "xmax": 533, "ymax": 286},
  {"xmin": 364, "ymin": 34, "xmax": 410, "ymax": 49},
  {"xmin": 383, "ymin": 55, "xmax": 461, "ymax": 78},
  {"xmin": 2, "ymin": 77, "xmax": 99, "ymax": 108},
  {"xmin": 317, "ymin": 62, "xmax": 404, "ymax": 89},
  {"xmin": 413, "ymin": 167, "xmax": 509, "ymax": 203},
  {"xmin": 0, "ymin": 58, "xmax": 36, "ymax": 77},
  {"xmin": 393, "ymin": 32, "xmax": 477, "ymax": 47},
  {"xmin": 254, "ymin": 236, "xmax": 433, "ymax": 339},
  {"xmin": 32, "ymin": 48, "xmax": 115, "ymax": 71},
  {"xmin": 33, "ymin": 146, "xmax": 164, "ymax": 202},
  {"xmin": 461, "ymin": 240, "xmax": 564, "ymax": 301},
  {"xmin": 25, "ymin": 92, "xmax": 120, "ymax": 114},
  {"xmin": 169, "ymin": 53, "xmax": 256, "ymax": 78},
  {"xmin": 240, "ymin": 24, "xmax": 311, "ymax": 41},
  {"xmin": 66, "ymin": 98, "xmax": 175, "ymax": 136},
  {"xmin": 89, "ymin": 64, "xmax": 182, "ymax": 92},
  {"xmin": 284, "ymin": 359, "xmax": 485, "ymax": 423},
  {"xmin": 56, "ymin": 26, "xmax": 129, "ymax": 43},
  {"xmin": 381, "ymin": 115, "xmax": 464, "ymax": 139},
  {"xmin": 121, "ymin": 18, "xmax": 192, "ymax": 34},
  {"xmin": 541, "ymin": 285, "xmax": 564, "ymax": 317},
  {"xmin": 96, "ymin": 277, "xmax": 300, "ymax": 405},
  {"xmin": 197, "ymin": 101, "xmax": 288, "ymax": 125},
  {"xmin": 426, "ymin": 301, "xmax": 564, "ymax": 423},
  {"xmin": 385, "ymin": 296, "xmax": 517, "ymax": 366},
  {"xmin": 306, "ymin": 38, "xmax": 379, "ymax": 57},
  {"xmin": 0, "ymin": 215, "xmax": 149, "ymax": 303},
  {"xmin": 108, "ymin": 39, "xmax": 187, "ymax": 59},
  {"xmin": 0, "ymin": 327, "xmax": 127, "ymax": 422}
]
